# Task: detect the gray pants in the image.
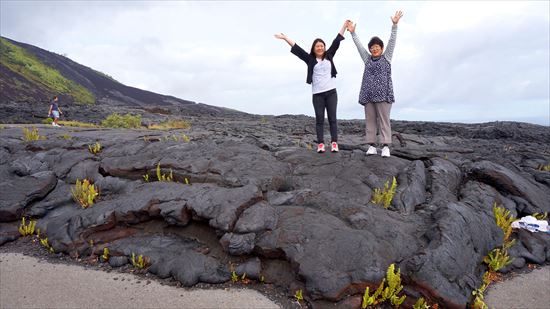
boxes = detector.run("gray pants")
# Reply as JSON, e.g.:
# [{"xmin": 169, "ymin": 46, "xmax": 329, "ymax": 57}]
[{"xmin": 364, "ymin": 102, "xmax": 392, "ymax": 144}]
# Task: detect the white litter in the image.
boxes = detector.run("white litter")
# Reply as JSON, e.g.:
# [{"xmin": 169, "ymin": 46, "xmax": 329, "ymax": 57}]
[{"xmin": 511, "ymin": 216, "xmax": 549, "ymax": 233}]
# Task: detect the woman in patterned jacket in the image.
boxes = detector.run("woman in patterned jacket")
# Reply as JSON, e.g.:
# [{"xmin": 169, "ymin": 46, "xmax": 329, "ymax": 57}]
[{"xmin": 347, "ymin": 11, "xmax": 403, "ymax": 158}]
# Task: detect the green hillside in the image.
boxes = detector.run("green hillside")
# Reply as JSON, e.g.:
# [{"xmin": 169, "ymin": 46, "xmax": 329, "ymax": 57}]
[{"xmin": 0, "ymin": 37, "xmax": 95, "ymax": 104}]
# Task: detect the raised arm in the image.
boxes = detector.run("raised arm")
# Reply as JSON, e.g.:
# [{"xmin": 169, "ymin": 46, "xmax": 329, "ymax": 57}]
[
  {"xmin": 384, "ymin": 10, "xmax": 403, "ymax": 62},
  {"xmin": 274, "ymin": 33, "xmax": 295, "ymax": 47},
  {"xmin": 275, "ymin": 33, "xmax": 310, "ymax": 63},
  {"xmin": 347, "ymin": 22, "xmax": 369, "ymax": 64},
  {"xmin": 339, "ymin": 20, "xmax": 350, "ymax": 37},
  {"xmin": 325, "ymin": 20, "xmax": 349, "ymax": 57}
]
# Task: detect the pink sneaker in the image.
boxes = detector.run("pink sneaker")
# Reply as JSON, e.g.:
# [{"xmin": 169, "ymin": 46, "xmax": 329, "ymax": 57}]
[
  {"xmin": 317, "ymin": 143, "xmax": 325, "ymax": 153},
  {"xmin": 331, "ymin": 142, "xmax": 339, "ymax": 152}
]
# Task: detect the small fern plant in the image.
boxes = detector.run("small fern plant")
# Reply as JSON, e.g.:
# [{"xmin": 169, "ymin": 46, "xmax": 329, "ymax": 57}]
[
  {"xmin": 22, "ymin": 127, "xmax": 46, "ymax": 141},
  {"xmin": 413, "ymin": 297, "xmax": 430, "ymax": 309},
  {"xmin": 483, "ymin": 248, "xmax": 513, "ymax": 272},
  {"xmin": 88, "ymin": 142, "xmax": 102, "ymax": 154},
  {"xmin": 101, "ymin": 247, "xmax": 110, "ymax": 262},
  {"xmin": 231, "ymin": 271, "xmax": 239, "ymax": 283},
  {"xmin": 131, "ymin": 253, "xmax": 150, "ymax": 269},
  {"xmin": 156, "ymin": 162, "xmax": 173, "ymax": 182},
  {"xmin": 39, "ymin": 237, "xmax": 55, "ymax": 253},
  {"xmin": 532, "ymin": 212, "xmax": 548, "ymax": 220},
  {"xmin": 294, "ymin": 289, "xmax": 303, "ymax": 302},
  {"xmin": 18, "ymin": 217, "xmax": 36, "ymax": 236},
  {"xmin": 493, "ymin": 203, "xmax": 515, "ymax": 242},
  {"xmin": 361, "ymin": 263, "xmax": 406, "ymax": 308},
  {"xmin": 371, "ymin": 177, "xmax": 398, "ymax": 209},
  {"xmin": 71, "ymin": 179, "xmax": 99, "ymax": 208}
]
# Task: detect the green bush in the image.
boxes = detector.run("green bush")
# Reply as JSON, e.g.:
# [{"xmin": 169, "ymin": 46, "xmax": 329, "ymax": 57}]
[
  {"xmin": 101, "ymin": 113, "xmax": 142, "ymax": 129},
  {"xmin": 22, "ymin": 127, "xmax": 46, "ymax": 141},
  {"xmin": 42, "ymin": 117, "xmax": 54, "ymax": 124}
]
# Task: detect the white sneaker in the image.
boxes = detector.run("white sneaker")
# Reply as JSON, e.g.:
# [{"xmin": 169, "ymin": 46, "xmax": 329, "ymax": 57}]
[
  {"xmin": 52, "ymin": 122, "xmax": 56, "ymax": 126},
  {"xmin": 366, "ymin": 145, "xmax": 377, "ymax": 155},
  {"xmin": 381, "ymin": 146, "xmax": 391, "ymax": 157}
]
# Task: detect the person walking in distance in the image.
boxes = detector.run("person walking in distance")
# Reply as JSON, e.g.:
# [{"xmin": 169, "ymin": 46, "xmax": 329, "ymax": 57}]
[
  {"xmin": 48, "ymin": 96, "xmax": 62, "ymax": 127},
  {"xmin": 347, "ymin": 11, "xmax": 403, "ymax": 157},
  {"xmin": 274, "ymin": 20, "xmax": 350, "ymax": 153}
]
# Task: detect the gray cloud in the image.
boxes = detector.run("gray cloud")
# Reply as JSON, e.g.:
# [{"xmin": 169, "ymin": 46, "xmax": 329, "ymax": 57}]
[{"xmin": 1, "ymin": 1, "xmax": 548, "ymax": 125}]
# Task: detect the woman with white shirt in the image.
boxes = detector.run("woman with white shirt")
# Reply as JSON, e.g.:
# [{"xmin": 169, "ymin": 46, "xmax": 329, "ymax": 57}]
[{"xmin": 275, "ymin": 20, "xmax": 349, "ymax": 153}]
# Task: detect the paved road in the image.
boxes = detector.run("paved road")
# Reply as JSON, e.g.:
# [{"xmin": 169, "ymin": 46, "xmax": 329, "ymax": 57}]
[
  {"xmin": 484, "ymin": 266, "xmax": 550, "ymax": 309},
  {"xmin": 0, "ymin": 253, "xmax": 280, "ymax": 309}
]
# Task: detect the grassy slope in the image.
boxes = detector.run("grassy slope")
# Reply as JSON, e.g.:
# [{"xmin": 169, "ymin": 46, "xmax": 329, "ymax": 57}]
[{"xmin": 0, "ymin": 38, "xmax": 95, "ymax": 104}]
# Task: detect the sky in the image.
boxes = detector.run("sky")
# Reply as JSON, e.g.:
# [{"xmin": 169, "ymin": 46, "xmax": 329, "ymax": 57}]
[{"xmin": 1, "ymin": 1, "xmax": 549, "ymax": 125}]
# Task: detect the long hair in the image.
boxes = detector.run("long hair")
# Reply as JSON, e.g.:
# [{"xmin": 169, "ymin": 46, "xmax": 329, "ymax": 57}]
[{"xmin": 309, "ymin": 38, "xmax": 326, "ymax": 59}]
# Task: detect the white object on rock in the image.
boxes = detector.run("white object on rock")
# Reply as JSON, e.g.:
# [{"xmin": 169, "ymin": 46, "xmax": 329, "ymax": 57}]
[{"xmin": 511, "ymin": 216, "xmax": 549, "ymax": 233}]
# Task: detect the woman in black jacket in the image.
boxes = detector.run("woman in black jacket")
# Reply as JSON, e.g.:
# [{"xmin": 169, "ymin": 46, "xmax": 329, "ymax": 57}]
[{"xmin": 275, "ymin": 20, "xmax": 349, "ymax": 153}]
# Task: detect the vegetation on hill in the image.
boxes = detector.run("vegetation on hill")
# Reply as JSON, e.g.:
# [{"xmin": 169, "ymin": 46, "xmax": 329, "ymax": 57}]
[{"xmin": 0, "ymin": 37, "xmax": 95, "ymax": 104}]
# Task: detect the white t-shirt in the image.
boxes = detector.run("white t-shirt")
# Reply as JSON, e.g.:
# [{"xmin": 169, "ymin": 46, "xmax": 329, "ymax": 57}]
[{"xmin": 311, "ymin": 58, "xmax": 336, "ymax": 94}]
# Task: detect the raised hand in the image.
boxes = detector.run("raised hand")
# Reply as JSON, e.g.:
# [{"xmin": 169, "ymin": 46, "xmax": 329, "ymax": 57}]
[
  {"xmin": 346, "ymin": 21, "xmax": 356, "ymax": 33},
  {"xmin": 340, "ymin": 20, "xmax": 351, "ymax": 35},
  {"xmin": 274, "ymin": 33, "xmax": 295, "ymax": 47},
  {"xmin": 391, "ymin": 10, "xmax": 403, "ymax": 24}
]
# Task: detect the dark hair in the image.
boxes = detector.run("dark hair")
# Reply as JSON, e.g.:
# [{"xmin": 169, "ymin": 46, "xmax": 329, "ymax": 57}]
[
  {"xmin": 52, "ymin": 96, "xmax": 58, "ymax": 100},
  {"xmin": 310, "ymin": 38, "xmax": 326, "ymax": 59},
  {"xmin": 368, "ymin": 36, "xmax": 384, "ymax": 50}
]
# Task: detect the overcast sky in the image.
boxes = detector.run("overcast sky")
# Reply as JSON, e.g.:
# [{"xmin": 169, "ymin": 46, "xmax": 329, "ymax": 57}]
[{"xmin": 1, "ymin": 1, "xmax": 549, "ymax": 125}]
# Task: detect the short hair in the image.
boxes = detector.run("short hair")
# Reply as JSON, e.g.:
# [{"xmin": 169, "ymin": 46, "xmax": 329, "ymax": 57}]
[{"xmin": 368, "ymin": 36, "xmax": 384, "ymax": 50}]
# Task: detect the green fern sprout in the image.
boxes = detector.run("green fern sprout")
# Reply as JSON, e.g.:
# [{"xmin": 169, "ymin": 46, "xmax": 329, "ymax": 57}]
[
  {"xmin": 142, "ymin": 174, "xmax": 149, "ymax": 182},
  {"xmin": 71, "ymin": 179, "xmax": 99, "ymax": 208},
  {"xmin": 18, "ymin": 217, "xmax": 36, "ymax": 236},
  {"xmin": 361, "ymin": 263, "xmax": 406, "ymax": 308},
  {"xmin": 381, "ymin": 263, "xmax": 406, "ymax": 306},
  {"xmin": 413, "ymin": 297, "xmax": 430, "ymax": 309},
  {"xmin": 131, "ymin": 253, "xmax": 150, "ymax": 269},
  {"xmin": 294, "ymin": 289, "xmax": 303, "ymax": 302},
  {"xmin": 493, "ymin": 203, "xmax": 515, "ymax": 242},
  {"xmin": 156, "ymin": 162, "xmax": 173, "ymax": 182},
  {"xmin": 101, "ymin": 247, "xmax": 110, "ymax": 261},
  {"xmin": 532, "ymin": 212, "xmax": 548, "ymax": 220},
  {"xmin": 538, "ymin": 162, "xmax": 550, "ymax": 171},
  {"xmin": 88, "ymin": 142, "xmax": 102, "ymax": 154},
  {"xmin": 59, "ymin": 133, "xmax": 72, "ymax": 140},
  {"xmin": 22, "ymin": 127, "xmax": 46, "ymax": 141},
  {"xmin": 361, "ymin": 286, "xmax": 378, "ymax": 308},
  {"xmin": 484, "ymin": 248, "xmax": 513, "ymax": 272},
  {"xmin": 472, "ymin": 286, "xmax": 488, "ymax": 309},
  {"xmin": 371, "ymin": 177, "xmax": 398, "ymax": 209},
  {"xmin": 39, "ymin": 237, "xmax": 55, "ymax": 253},
  {"xmin": 181, "ymin": 134, "xmax": 190, "ymax": 143},
  {"xmin": 231, "ymin": 271, "xmax": 239, "ymax": 283}
]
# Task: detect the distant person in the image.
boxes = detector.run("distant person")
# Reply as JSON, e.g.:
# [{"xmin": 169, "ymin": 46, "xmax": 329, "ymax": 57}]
[
  {"xmin": 48, "ymin": 96, "xmax": 62, "ymax": 127},
  {"xmin": 274, "ymin": 20, "xmax": 350, "ymax": 153},
  {"xmin": 347, "ymin": 11, "xmax": 403, "ymax": 158}
]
